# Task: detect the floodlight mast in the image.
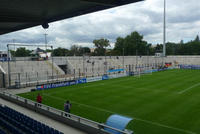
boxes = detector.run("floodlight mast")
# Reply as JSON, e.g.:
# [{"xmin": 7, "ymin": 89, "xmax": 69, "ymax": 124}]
[
  {"xmin": 7, "ymin": 44, "xmax": 11, "ymax": 87},
  {"xmin": 163, "ymin": 0, "xmax": 166, "ymax": 57}
]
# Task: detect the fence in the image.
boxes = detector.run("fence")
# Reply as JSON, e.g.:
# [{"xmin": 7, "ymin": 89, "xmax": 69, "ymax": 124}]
[{"xmin": 0, "ymin": 91, "xmax": 132, "ymax": 134}]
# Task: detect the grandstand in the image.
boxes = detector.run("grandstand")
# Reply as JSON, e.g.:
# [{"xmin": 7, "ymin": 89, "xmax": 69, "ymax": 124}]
[
  {"xmin": 0, "ymin": 59, "xmax": 65, "ymax": 88},
  {"xmin": 0, "ymin": 55, "xmax": 164, "ymax": 88},
  {"xmin": 1, "ymin": 55, "xmax": 200, "ymax": 88}
]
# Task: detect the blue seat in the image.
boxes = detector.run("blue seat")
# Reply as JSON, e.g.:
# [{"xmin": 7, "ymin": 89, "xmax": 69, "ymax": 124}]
[
  {"xmin": 0, "ymin": 105, "xmax": 64, "ymax": 134},
  {"xmin": 0, "ymin": 128, "xmax": 6, "ymax": 134}
]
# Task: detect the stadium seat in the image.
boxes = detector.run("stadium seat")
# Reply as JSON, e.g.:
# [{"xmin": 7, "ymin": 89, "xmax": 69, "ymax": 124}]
[{"xmin": 0, "ymin": 105, "xmax": 64, "ymax": 134}]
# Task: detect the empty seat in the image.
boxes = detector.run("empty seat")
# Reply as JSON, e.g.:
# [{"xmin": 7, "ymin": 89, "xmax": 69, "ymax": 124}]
[{"xmin": 0, "ymin": 105, "xmax": 64, "ymax": 134}]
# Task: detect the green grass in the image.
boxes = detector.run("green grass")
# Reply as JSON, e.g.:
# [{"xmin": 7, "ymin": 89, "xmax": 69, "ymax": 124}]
[{"xmin": 18, "ymin": 69, "xmax": 200, "ymax": 134}]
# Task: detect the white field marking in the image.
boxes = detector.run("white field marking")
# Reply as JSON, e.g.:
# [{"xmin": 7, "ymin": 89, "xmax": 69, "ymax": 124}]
[
  {"xmin": 43, "ymin": 93, "xmax": 196, "ymax": 134},
  {"xmin": 178, "ymin": 83, "xmax": 200, "ymax": 94}
]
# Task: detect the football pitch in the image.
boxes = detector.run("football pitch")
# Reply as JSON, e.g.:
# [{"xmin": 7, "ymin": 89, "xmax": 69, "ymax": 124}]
[{"xmin": 18, "ymin": 69, "xmax": 200, "ymax": 134}]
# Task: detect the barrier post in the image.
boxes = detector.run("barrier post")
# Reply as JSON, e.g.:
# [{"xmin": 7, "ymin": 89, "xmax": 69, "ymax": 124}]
[
  {"xmin": 18, "ymin": 73, "xmax": 21, "ymax": 88},
  {"xmin": 37, "ymin": 72, "xmax": 39, "ymax": 85},
  {"xmin": 79, "ymin": 68, "xmax": 80, "ymax": 78},
  {"xmin": 26, "ymin": 72, "xmax": 28, "ymax": 86},
  {"xmin": 74, "ymin": 69, "xmax": 75, "ymax": 80},
  {"xmin": 47, "ymin": 71, "xmax": 49, "ymax": 83}
]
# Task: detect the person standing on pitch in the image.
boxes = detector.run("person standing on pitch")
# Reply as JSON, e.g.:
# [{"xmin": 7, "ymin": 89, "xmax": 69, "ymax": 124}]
[
  {"xmin": 64, "ymin": 100, "xmax": 72, "ymax": 117},
  {"xmin": 36, "ymin": 93, "xmax": 42, "ymax": 106}
]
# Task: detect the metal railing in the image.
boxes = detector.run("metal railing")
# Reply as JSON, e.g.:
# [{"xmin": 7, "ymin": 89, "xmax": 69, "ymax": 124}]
[{"xmin": 0, "ymin": 91, "xmax": 132, "ymax": 134}]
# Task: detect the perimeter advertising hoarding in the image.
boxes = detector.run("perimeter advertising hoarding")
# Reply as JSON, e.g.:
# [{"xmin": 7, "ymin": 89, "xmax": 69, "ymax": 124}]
[
  {"xmin": 179, "ymin": 64, "xmax": 200, "ymax": 70},
  {"xmin": 108, "ymin": 69, "xmax": 124, "ymax": 73},
  {"xmin": 36, "ymin": 78, "xmax": 86, "ymax": 90},
  {"xmin": 87, "ymin": 76, "xmax": 102, "ymax": 83},
  {"xmin": 108, "ymin": 73, "xmax": 127, "ymax": 79},
  {"xmin": 36, "ymin": 73, "xmax": 128, "ymax": 90}
]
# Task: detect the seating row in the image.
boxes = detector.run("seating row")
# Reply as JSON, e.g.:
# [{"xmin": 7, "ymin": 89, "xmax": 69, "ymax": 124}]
[
  {"xmin": 0, "ymin": 129, "xmax": 6, "ymax": 134},
  {"xmin": 0, "ymin": 105, "xmax": 63, "ymax": 134}
]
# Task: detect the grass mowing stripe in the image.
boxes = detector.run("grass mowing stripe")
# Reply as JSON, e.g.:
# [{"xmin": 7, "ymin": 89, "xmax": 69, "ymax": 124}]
[{"xmin": 43, "ymin": 93, "xmax": 196, "ymax": 134}]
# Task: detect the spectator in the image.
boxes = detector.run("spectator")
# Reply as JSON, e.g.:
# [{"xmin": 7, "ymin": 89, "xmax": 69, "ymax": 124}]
[
  {"xmin": 36, "ymin": 93, "xmax": 42, "ymax": 106},
  {"xmin": 64, "ymin": 100, "xmax": 72, "ymax": 117}
]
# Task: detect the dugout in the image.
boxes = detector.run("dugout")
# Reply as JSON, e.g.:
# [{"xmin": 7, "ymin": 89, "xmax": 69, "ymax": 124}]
[{"xmin": 105, "ymin": 114, "xmax": 133, "ymax": 134}]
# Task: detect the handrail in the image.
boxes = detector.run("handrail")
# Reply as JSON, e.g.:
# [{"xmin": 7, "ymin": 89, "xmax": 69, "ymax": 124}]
[{"xmin": 0, "ymin": 91, "xmax": 132, "ymax": 134}]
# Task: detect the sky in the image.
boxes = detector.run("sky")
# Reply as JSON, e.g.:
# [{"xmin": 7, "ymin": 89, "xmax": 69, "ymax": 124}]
[{"xmin": 0, "ymin": 0, "xmax": 200, "ymax": 50}]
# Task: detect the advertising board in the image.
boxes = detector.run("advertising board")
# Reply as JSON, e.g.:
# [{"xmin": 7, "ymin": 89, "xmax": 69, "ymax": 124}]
[
  {"xmin": 36, "ymin": 78, "xmax": 86, "ymax": 90},
  {"xmin": 87, "ymin": 76, "xmax": 102, "ymax": 83}
]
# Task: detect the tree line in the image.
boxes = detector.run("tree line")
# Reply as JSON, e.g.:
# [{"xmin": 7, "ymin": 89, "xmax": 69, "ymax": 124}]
[{"xmin": 10, "ymin": 31, "xmax": 200, "ymax": 57}]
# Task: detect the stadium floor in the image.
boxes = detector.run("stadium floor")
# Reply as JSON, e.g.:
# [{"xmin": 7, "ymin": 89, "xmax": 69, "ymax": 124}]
[{"xmin": 19, "ymin": 69, "xmax": 200, "ymax": 134}]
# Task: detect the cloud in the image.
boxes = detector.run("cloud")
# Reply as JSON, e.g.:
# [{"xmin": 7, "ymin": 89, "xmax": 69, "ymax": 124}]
[{"xmin": 0, "ymin": 0, "xmax": 200, "ymax": 50}]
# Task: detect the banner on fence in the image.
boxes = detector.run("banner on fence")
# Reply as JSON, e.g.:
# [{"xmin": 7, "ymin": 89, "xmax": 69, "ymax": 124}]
[
  {"xmin": 36, "ymin": 72, "xmax": 130, "ymax": 90},
  {"xmin": 36, "ymin": 78, "xmax": 86, "ymax": 90},
  {"xmin": 102, "ymin": 75, "xmax": 109, "ymax": 80},
  {"xmin": 77, "ymin": 78, "xmax": 87, "ymax": 84},
  {"xmin": 108, "ymin": 73, "xmax": 127, "ymax": 79},
  {"xmin": 179, "ymin": 64, "xmax": 200, "ymax": 70},
  {"xmin": 0, "ymin": 57, "xmax": 10, "ymax": 62},
  {"xmin": 87, "ymin": 76, "xmax": 102, "ymax": 83},
  {"xmin": 108, "ymin": 69, "xmax": 124, "ymax": 73}
]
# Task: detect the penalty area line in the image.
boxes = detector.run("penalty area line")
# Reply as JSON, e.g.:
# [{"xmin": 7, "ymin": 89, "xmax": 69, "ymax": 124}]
[
  {"xmin": 43, "ymin": 93, "xmax": 196, "ymax": 134},
  {"xmin": 178, "ymin": 83, "xmax": 200, "ymax": 94}
]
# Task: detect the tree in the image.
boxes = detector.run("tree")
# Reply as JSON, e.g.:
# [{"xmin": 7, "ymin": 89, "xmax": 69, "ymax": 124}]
[
  {"xmin": 70, "ymin": 45, "xmax": 80, "ymax": 56},
  {"xmin": 114, "ymin": 31, "xmax": 149, "ymax": 56},
  {"xmin": 194, "ymin": 35, "xmax": 200, "ymax": 42},
  {"xmin": 166, "ymin": 42, "xmax": 176, "ymax": 55},
  {"xmin": 154, "ymin": 44, "xmax": 163, "ymax": 53},
  {"xmin": 180, "ymin": 40, "xmax": 184, "ymax": 44},
  {"xmin": 15, "ymin": 47, "xmax": 31, "ymax": 57},
  {"xmin": 10, "ymin": 50, "xmax": 16, "ymax": 57},
  {"xmin": 93, "ymin": 38, "xmax": 110, "ymax": 55},
  {"xmin": 114, "ymin": 37, "xmax": 125, "ymax": 55},
  {"xmin": 52, "ymin": 47, "xmax": 69, "ymax": 56},
  {"xmin": 79, "ymin": 47, "xmax": 91, "ymax": 55},
  {"xmin": 93, "ymin": 38, "xmax": 110, "ymax": 49}
]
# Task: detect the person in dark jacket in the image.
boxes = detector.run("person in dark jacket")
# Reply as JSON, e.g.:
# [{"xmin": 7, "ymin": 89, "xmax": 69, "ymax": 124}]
[{"xmin": 64, "ymin": 100, "xmax": 71, "ymax": 117}]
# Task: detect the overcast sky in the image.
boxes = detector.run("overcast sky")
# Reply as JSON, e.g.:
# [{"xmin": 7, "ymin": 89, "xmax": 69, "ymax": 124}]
[{"xmin": 0, "ymin": 0, "xmax": 200, "ymax": 50}]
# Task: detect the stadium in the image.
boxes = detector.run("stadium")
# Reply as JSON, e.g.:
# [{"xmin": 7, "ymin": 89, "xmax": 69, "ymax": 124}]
[{"xmin": 0, "ymin": 0, "xmax": 200, "ymax": 134}]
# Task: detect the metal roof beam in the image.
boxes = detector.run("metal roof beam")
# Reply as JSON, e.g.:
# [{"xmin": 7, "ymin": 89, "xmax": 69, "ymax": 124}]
[
  {"xmin": 81, "ymin": 0, "xmax": 143, "ymax": 6},
  {"xmin": 0, "ymin": 16, "xmax": 41, "ymax": 23}
]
